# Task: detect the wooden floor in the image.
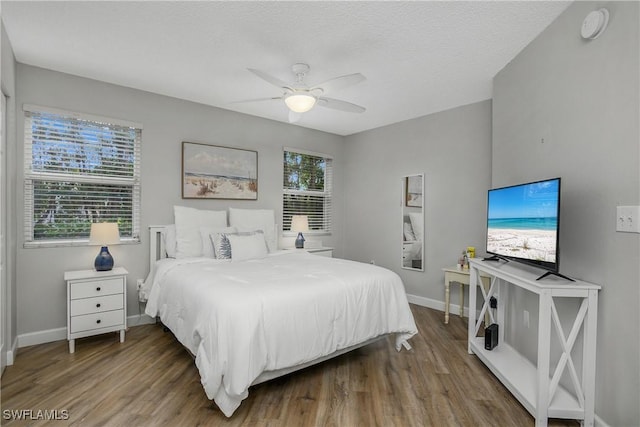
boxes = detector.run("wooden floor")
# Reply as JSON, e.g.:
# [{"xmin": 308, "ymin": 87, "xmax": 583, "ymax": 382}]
[{"xmin": 1, "ymin": 305, "xmax": 579, "ymax": 426}]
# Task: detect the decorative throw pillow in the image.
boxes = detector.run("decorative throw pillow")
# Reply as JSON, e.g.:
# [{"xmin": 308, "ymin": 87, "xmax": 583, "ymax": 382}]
[
  {"xmin": 212, "ymin": 233, "xmax": 233, "ymax": 260},
  {"xmin": 227, "ymin": 232, "xmax": 269, "ymax": 262},
  {"xmin": 200, "ymin": 226, "xmax": 236, "ymax": 258}
]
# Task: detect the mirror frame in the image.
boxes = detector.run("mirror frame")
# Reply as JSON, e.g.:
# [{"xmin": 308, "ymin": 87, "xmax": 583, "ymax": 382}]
[{"xmin": 401, "ymin": 174, "xmax": 424, "ymax": 272}]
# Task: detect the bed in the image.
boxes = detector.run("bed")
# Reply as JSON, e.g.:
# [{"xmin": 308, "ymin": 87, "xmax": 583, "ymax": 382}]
[{"xmin": 142, "ymin": 211, "xmax": 418, "ymax": 417}]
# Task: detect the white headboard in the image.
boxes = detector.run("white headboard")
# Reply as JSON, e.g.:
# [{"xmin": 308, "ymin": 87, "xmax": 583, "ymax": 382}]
[{"xmin": 149, "ymin": 225, "xmax": 170, "ymax": 272}]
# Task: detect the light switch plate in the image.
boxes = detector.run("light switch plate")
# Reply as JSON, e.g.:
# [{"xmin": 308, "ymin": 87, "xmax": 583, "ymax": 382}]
[{"xmin": 616, "ymin": 206, "xmax": 640, "ymax": 233}]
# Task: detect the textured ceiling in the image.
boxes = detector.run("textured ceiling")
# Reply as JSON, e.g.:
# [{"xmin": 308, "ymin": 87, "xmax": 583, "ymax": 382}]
[{"xmin": 2, "ymin": 1, "xmax": 571, "ymax": 136}]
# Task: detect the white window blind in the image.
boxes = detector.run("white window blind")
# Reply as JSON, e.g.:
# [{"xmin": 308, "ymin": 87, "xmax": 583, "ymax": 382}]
[
  {"xmin": 283, "ymin": 148, "xmax": 332, "ymax": 233},
  {"xmin": 23, "ymin": 106, "xmax": 141, "ymax": 247}
]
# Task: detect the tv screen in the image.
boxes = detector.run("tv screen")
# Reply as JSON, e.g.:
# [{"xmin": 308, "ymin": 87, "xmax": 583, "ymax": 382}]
[{"xmin": 486, "ymin": 177, "xmax": 561, "ymax": 272}]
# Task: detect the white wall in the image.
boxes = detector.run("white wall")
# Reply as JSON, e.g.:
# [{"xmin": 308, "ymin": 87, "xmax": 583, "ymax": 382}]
[
  {"xmin": 14, "ymin": 64, "xmax": 345, "ymax": 338},
  {"xmin": 343, "ymin": 100, "xmax": 492, "ymax": 305},
  {"xmin": 492, "ymin": 2, "xmax": 639, "ymax": 425}
]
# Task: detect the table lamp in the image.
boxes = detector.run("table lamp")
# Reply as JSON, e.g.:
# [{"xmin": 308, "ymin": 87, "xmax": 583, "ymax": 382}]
[
  {"xmin": 89, "ymin": 222, "xmax": 120, "ymax": 271},
  {"xmin": 291, "ymin": 215, "xmax": 309, "ymax": 249}
]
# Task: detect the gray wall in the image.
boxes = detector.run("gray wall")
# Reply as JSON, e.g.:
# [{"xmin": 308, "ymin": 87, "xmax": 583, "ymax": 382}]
[
  {"xmin": 343, "ymin": 100, "xmax": 492, "ymax": 304},
  {"xmin": 14, "ymin": 64, "xmax": 345, "ymax": 336},
  {"xmin": 492, "ymin": 1, "xmax": 639, "ymax": 425},
  {"xmin": 1, "ymin": 19, "xmax": 18, "ymax": 362}
]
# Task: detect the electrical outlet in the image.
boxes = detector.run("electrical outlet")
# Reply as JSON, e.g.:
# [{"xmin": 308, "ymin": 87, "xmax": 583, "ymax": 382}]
[
  {"xmin": 524, "ymin": 310, "xmax": 530, "ymax": 329},
  {"xmin": 616, "ymin": 205, "xmax": 640, "ymax": 233},
  {"xmin": 490, "ymin": 297, "xmax": 497, "ymax": 309},
  {"xmin": 136, "ymin": 279, "xmax": 144, "ymax": 290}
]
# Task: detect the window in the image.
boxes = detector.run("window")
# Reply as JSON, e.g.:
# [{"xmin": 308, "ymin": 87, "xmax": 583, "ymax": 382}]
[
  {"xmin": 283, "ymin": 148, "xmax": 332, "ymax": 233},
  {"xmin": 23, "ymin": 105, "xmax": 141, "ymax": 247}
]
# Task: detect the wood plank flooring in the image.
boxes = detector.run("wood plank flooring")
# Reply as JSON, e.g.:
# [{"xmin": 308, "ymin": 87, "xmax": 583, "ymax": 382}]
[{"xmin": 1, "ymin": 305, "xmax": 578, "ymax": 426}]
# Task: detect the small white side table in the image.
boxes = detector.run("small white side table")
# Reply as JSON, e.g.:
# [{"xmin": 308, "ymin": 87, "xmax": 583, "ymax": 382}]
[
  {"xmin": 442, "ymin": 266, "xmax": 490, "ymax": 324},
  {"xmin": 65, "ymin": 267, "xmax": 128, "ymax": 353}
]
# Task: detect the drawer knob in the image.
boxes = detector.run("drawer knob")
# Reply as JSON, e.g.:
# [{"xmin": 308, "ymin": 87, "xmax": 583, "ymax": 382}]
[
  {"xmin": 96, "ymin": 287, "xmax": 101, "ymax": 291},
  {"xmin": 96, "ymin": 303, "xmax": 101, "ymax": 308},
  {"xmin": 96, "ymin": 319, "xmax": 101, "ymax": 324}
]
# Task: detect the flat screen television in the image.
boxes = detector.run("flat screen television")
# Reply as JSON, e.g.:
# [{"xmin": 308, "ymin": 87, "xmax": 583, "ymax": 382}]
[{"xmin": 485, "ymin": 177, "xmax": 571, "ymax": 280}]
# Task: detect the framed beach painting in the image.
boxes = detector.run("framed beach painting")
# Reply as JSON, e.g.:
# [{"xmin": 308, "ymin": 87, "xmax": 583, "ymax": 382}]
[
  {"xmin": 182, "ymin": 142, "xmax": 258, "ymax": 200},
  {"xmin": 405, "ymin": 175, "xmax": 423, "ymax": 207}
]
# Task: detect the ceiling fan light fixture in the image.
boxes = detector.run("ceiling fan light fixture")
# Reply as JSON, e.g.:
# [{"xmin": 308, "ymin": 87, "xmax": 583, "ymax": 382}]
[{"xmin": 284, "ymin": 93, "xmax": 316, "ymax": 113}]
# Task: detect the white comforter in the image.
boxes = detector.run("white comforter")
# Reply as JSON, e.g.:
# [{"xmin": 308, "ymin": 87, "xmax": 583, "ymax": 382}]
[{"xmin": 144, "ymin": 251, "xmax": 417, "ymax": 417}]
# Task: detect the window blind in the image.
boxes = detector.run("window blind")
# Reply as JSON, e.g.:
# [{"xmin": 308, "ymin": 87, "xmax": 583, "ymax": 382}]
[
  {"xmin": 23, "ymin": 107, "xmax": 141, "ymax": 246},
  {"xmin": 282, "ymin": 148, "xmax": 332, "ymax": 233}
]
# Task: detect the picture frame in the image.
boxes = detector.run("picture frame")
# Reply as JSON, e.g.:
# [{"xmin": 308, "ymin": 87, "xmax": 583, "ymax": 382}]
[
  {"xmin": 182, "ymin": 141, "xmax": 258, "ymax": 200},
  {"xmin": 405, "ymin": 175, "xmax": 423, "ymax": 207}
]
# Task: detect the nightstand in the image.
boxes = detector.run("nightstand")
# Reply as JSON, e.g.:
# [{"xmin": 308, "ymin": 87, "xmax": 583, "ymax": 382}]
[
  {"xmin": 288, "ymin": 247, "xmax": 333, "ymax": 257},
  {"xmin": 65, "ymin": 267, "xmax": 128, "ymax": 353},
  {"xmin": 442, "ymin": 266, "xmax": 490, "ymax": 325}
]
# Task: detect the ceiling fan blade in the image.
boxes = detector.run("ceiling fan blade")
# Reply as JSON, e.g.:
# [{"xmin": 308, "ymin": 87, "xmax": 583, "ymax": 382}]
[
  {"xmin": 288, "ymin": 110, "xmax": 302, "ymax": 123},
  {"xmin": 229, "ymin": 97, "xmax": 282, "ymax": 104},
  {"xmin": 312, "ymin": 73, "xmax": 365, "ymax": 93},
  {"xmin": 248, "ymin": 68, "xmax": 293, "ymax": 90},
  {"xmin": 317, "ymin": 97, "xmax": 366, "ymax": 114}
]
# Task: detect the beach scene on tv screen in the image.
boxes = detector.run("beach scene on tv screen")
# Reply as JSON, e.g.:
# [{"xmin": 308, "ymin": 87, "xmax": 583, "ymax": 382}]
[{"xmin": 487, "ymin": 180, "xmax": 559, "ymax": 263}]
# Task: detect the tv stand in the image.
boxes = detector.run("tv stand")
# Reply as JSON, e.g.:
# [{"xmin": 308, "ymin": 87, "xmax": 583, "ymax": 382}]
[
  {"xmin": 536, "ymin": 270, "xmax": 575, "ymax": 282},
  {"xmin": 467, "ymin": 259, "xmax": 600, "ymax": 426}
]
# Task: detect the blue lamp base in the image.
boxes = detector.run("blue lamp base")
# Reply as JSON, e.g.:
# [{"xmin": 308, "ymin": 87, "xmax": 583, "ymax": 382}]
[
  {"xmin": 94, "ymin": 246, "xmax": 114, "ymax": 271},
  {"xmin": 295, "ymin": 232, "xmax": 305, "ymax": 249}
]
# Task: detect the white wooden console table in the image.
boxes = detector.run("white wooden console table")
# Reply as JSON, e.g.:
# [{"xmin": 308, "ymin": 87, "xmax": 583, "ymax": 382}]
[{"xmin": 467, "ymin": 258, "xmax": 600, "ymax": 427}]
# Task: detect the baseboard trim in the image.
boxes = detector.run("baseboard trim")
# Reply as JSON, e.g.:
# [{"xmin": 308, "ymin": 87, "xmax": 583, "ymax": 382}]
[
  {"xmin": 126, "ymin": 314, "xmax": 156, "ymax": 327},
  {"xmin": 595, "ymin": 414, "xmax": 610, "ymax": 427},
  {"xmin": 7, "ymin": 336, "xmax": 17, "ymax": 365},
  {"xmin": 18, "ymin": 327, "xmax": 66, "ymax": 348},
  {"xmin": 406, "ymin": 293, "xmax": 475, "ymax": 318},
  {"xmin": 16, "ymin": 314, "xmax": 157, "ymax": 349},
  {"xmin": 1, "ymin": 337, "xmax": 18, "ymax": 366}
]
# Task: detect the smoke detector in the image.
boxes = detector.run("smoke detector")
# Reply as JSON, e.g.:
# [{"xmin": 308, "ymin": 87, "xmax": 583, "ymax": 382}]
[{"xmin": 581, "ymin": 8, "xmax": 609, "ymax": 40}]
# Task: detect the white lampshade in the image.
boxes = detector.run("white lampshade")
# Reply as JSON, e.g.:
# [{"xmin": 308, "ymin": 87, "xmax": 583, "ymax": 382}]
[
  {"xmin": 284, "ymin": 93, "xmax": 316, "ymax": 113},
  {"xmin": 291, "ymin": 215, "xmax": 309, "ymax": 233},
  {"xmin": 89, "ymin": 223, "xmax": 120, "ymax": 246}
]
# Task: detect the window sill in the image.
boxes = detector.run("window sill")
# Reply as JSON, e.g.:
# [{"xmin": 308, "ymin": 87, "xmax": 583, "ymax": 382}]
[
  {"xmin": 23, "ymin": 237, "xmax": 140, "ymax": 249},
  {"xmin": 282, "ymin": 231, "xmax": 331, "ymax": 237}
]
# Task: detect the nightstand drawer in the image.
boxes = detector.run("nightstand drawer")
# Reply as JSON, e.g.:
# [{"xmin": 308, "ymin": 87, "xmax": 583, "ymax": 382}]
[
  {"xmin": 70, "ymin": 294, "xmax": 124, "ymax": 316},
  {"xmin": 70, "ymin": 309, "xmax": 124, "ymax": 333},
  {"xmin": 70, "ymin": 278, "xmax": 123, "ymax": 299}
]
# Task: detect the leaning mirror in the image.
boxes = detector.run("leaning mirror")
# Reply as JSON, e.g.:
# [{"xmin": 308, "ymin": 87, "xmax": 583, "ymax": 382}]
[{"xmin": 402, "ymin": 174, "xmax": 424, "ymax": 271}]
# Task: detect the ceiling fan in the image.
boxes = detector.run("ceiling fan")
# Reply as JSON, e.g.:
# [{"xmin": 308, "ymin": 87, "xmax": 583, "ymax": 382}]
[{"xmin": 237, "ymin": 63, "xmax": 366, "ymax": 123}]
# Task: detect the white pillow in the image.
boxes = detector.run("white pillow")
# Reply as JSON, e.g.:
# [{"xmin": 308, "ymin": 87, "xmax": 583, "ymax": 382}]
[
  {"xmin": 409, "ymin": 212, "xmax": 423, "ymax": 242},
  {"xmin": 174, "ymin": 206, "xmax": 227, "ymax": 258},
  {"xmin": 227, "ymin": 233, "xmax": 268, "ymax": 262},
  {"xmin": 163, "ymin": 224, "xmax": 177, "ymax": 258},
  {"xmin": 228, "ymin": 208, "xmax": 277, "ymax": 252},
  {"xmin": 199, "ymin": 226, "xmax": 236, "ymax": 258},
  {"xmin": 403, "ymin": 222, "xmax": 416, "ymax": 242}
]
